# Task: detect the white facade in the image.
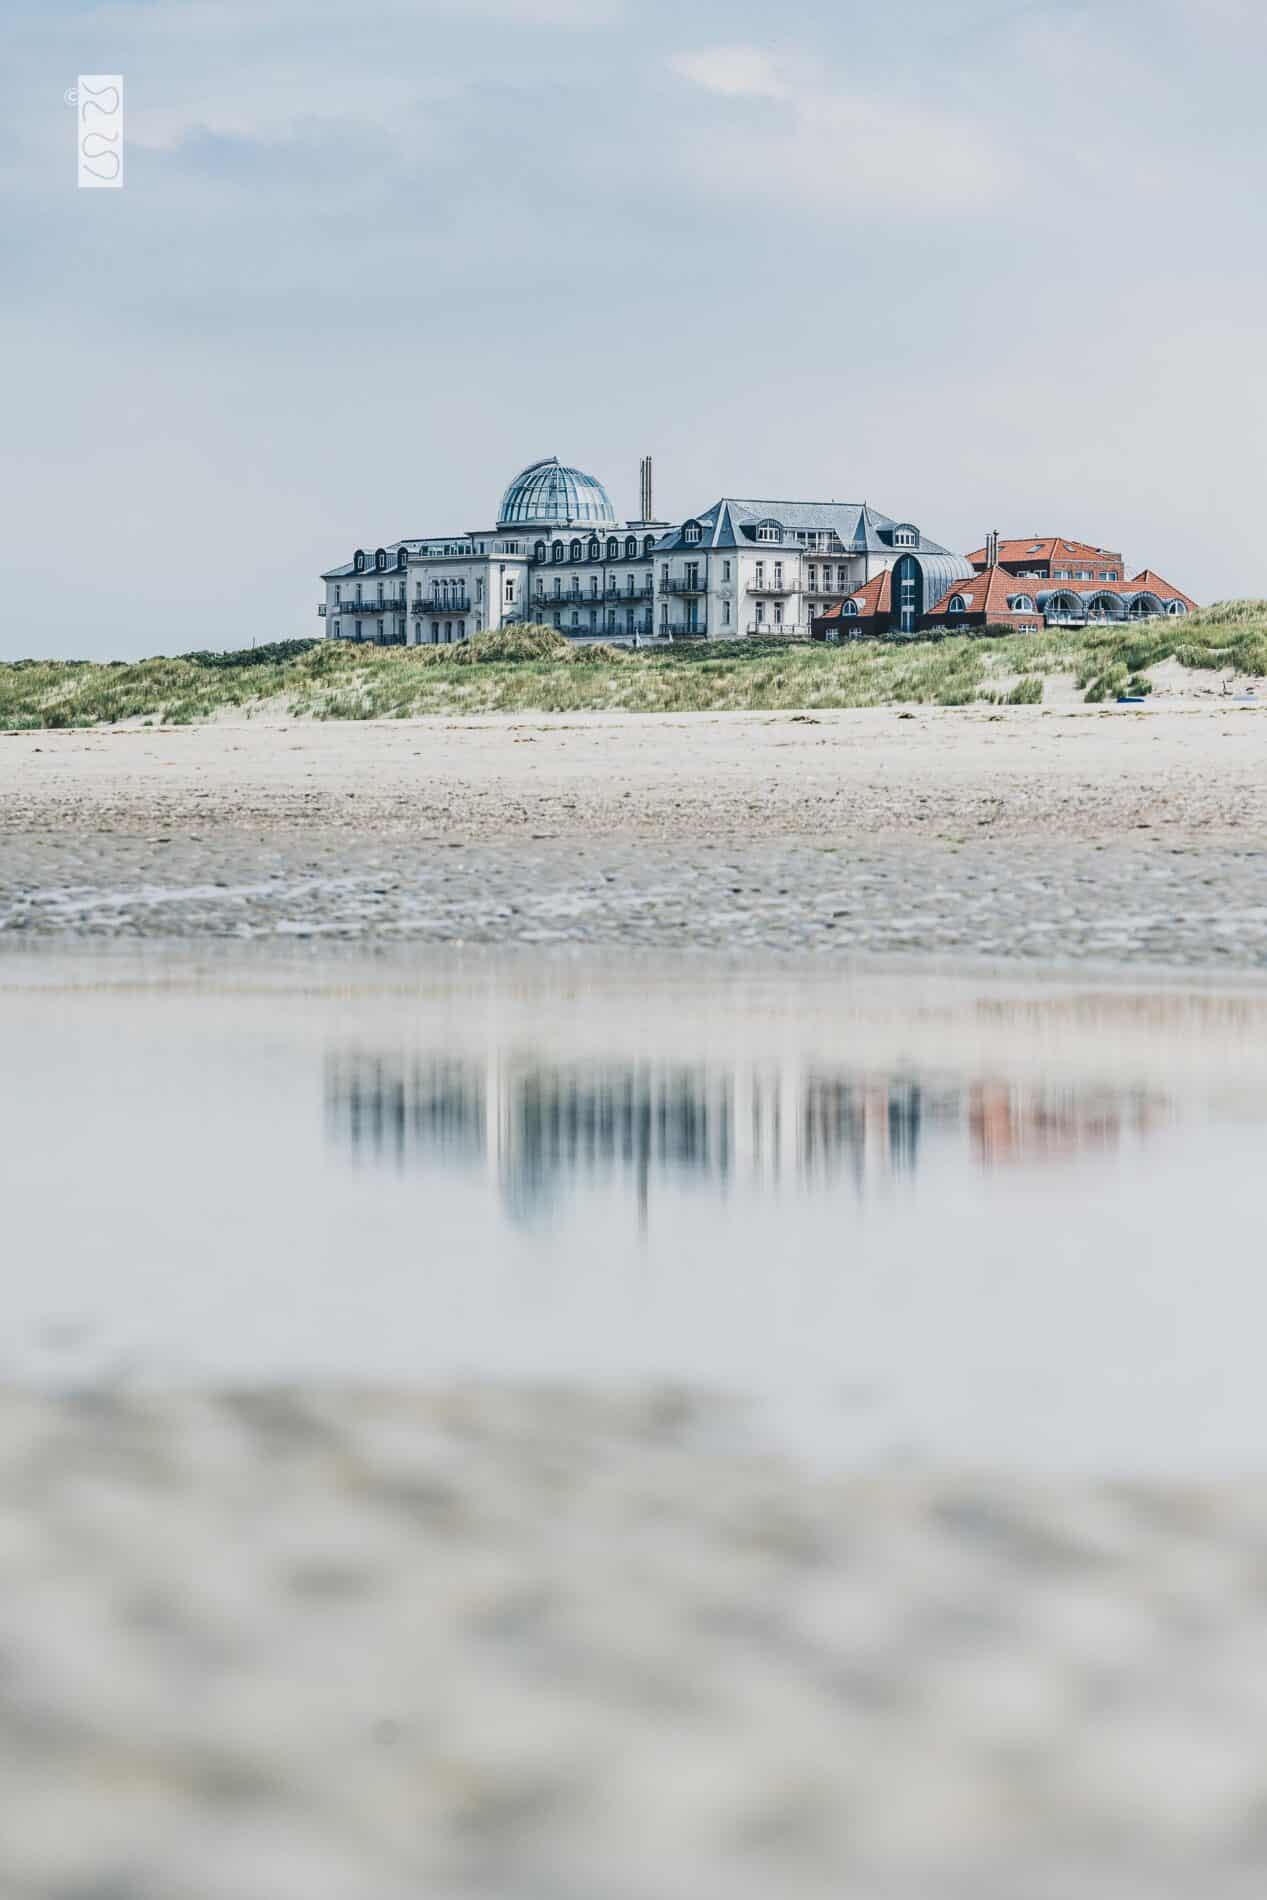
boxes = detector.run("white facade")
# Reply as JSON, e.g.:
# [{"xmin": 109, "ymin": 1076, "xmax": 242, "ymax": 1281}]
[{"xmin": 319, "ymin": 459, "xmax": 957, "ymax": 647}]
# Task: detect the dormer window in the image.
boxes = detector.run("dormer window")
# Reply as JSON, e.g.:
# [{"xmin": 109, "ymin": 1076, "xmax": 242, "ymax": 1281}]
[
  {"xmin": 643, "ymin": 535, "xmax": 655, "ymax": 557},
  {"xmin": 683, "ymin": 521, "xmax": 702, "ymax": 545},
  {"xmin": 756, "ymin": 519, "xmax": 782, "ymax": 543},
  {"xmin": 625, "ymin": 535, "xmax": 637, "ymax": 559},
  {"xmin": 375, "ymin": 548, "xmax": 387, "ymax": 570},
  {"xmin": 570, "ymin": 539, "xmax": 582, "ymax": 561},
  {"xmin": 588, "ymin": 537, "xmax": 601, "ymax": 561},
  {"xmin": 354, "ymin": 550, "xmax": 365, "ymax": 572},
  {"xmin": 533, "ymin": 541, "xmax": 546, "ymax": 562},
  {"xmin": 552, "ymin": 542, "xmax": 564, "ymax": 562},
  {"xmin": 607, "ymin": 537, "xmax": 619, "ymax": 559},
  {"xmin": 842, "ymin": 599, "xmax": 859, "ymax": 616},
  {"xmin": 1009, "ymin": 595, "xmax": 1035, "ymax": 612},
  {"xmin": 396, "ymin": 548, "xmax": 407, "ymax": 570},
  {"xmin": 892, "ymin": 525, "xmax": 919, "ymax": 549},
  {"xmin": 948, "ymin": 594, "xmax": 968, "ymax": 613}
]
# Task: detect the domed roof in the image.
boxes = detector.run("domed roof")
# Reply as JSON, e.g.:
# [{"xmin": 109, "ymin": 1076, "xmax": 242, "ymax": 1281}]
[{"xmin": 498, "ymin": 457, "xmax": 616, "ymax": 528}]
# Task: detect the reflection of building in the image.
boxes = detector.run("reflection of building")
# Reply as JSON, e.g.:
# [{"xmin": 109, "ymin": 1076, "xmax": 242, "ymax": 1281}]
[
  {"xmin": 328, "ymin": 1051, "xmax": 1172, "ymax": 1216},
  {"xmin": 968, "ymin": 1083, "xmax": 1166, "ymax": 1167}
]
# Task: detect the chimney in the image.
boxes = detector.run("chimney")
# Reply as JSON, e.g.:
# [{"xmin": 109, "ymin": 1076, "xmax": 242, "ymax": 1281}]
[
  {"xmin": 985, "ymin": 528, "xmax": 999, "ymax": 567},
  {"xmin": 639, "ymin": 455, "xmax": 654, "ymax": 523}
]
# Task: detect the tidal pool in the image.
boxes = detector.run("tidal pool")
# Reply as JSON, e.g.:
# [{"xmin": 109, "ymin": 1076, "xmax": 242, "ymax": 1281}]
[{"xmin": 6, "ymin": 950, "xmax": 1267, "ymax": 1473}]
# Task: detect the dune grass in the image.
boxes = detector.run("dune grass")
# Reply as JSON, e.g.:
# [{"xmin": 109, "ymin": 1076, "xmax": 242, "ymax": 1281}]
[{"xmin": 2, "ymin": 606, "xmax": 1264, "ymax": 730}]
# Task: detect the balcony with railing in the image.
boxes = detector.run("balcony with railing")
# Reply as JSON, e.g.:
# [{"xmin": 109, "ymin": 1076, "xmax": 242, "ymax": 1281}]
[
  {"xmin": 413, "ymin": 596, "xmax": 472, "ymax": 615},
  {"xmin": 663, "ymin": 575, "xmax": 708, "ymax": 595},
  {"xmin": 663, "ymin": 621, "xmax": 708, "ymax": 639},
  {"xmin": 335, "ymin": 597, "xmax": 407, "ymax": 615},
  {"xmin": 746, "ymin": 576, "xmax": 794, "ymax": 596}
]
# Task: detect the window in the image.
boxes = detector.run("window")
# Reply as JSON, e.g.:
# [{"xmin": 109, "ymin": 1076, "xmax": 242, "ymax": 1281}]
[
  {"xmin": 376, "ymin": 549, "xmax": 386, "ymax": 569},
  {"xmin": 892, "ymin": 527, "xmax": 918, "ymax": 549},
  {"xmin": 377, "ymin": 618, "xmax": 385, "ymax": 637},
  {"xmin": 398, "ymin": 618, "xmax": 406, "ymax": 638},
  {"xmin": 626, "ymin": 536, "xmax": 637, "ymax": 558},
  {"xmin": 948, "ymin": 596, "xmax": 967, "ymax": 613},
  {"xmin": 534, "ymin": 542, "xmax": 546, "ymax": 562},
  {"xmin": 335, "ymin": 587, "xmax": 342, "ymax": 604},
  {"xmin": 476, "ymin": 579, "xmax": 483, "ymax": 602},
  {"xmin": 355, "ymin": 619, "xmax": 363, "ymax": 639},
  {"xmin": 588, "ymin": 538, "xmax": 601, "ymax": 561},
  {"xmin": 643, "ymin": 535, "xmax": 655, "ymax": 557},
  {"xmin": 571, "ymin": 610, "xmax": 580, "ymax": 628},
  {"xmin": 808, "ymin": 566, "xmax": 818, "ymax": 591},
  {"xmin": 1166, "ymin": 599, "xmax": 1187, "ymax": 616},
  {"xmin": 354, "ymin": 551, "xmax": 365, "ymax": 572},
  {"xmin": 333, "ymin": 621, "xmax": 340, "ymax": 637},
  {"xmin": 722, "ymin": 599, "xmax": 730, "ymax": 625},
  {"xmin": 842, "ymin": 600, "xmax": 858, "ymax": 617},
  {"xmin": 570, "ymin": 540, "xmax": 582, "ymax": 560},
  {"xmin": 774, "ymin": 603, "xmax": 783, "ymax": 627},
  {"xmin": 722, "ymin": 560, "xmax": 731, "ymax": 582},
  {"xmin": 553, "ymin": 542, "xmax": 564, "ymax": 562},
  {"xmin": 756, "ymin": 520, "xmax": 780, "ymax": 543},
  {"xmin": 684, "ymin": 522, "xmax": 702, "ymax": 545},
  {"xmin": 397, "ymin": 549, "xmax": 407, "ymax": 570},
  {"xmin": 661, "ymin": 563, "xmax": 669, "ymax": 584},
  {"xmin": 504, "ymin": 579, "xmax": 515, "ymax": 603},
  {"xmin": 754, "ymin": 562, "xmax": 765, "ymax": 586},
  {"xmin": 1009, "ymin": 595, "xmax": 1034, "ymax": 612},
  {"xmin": 773, "ymin": 562, "xmax": 783, "ymax": 585},
  {"xmin": 607, "ymin": 537, "xmax": 619, "ymax": 559},
  {"xmin": 837, "ymin": 566, "xmax": 847, "ymax": 588},
  {"xmin": 755, "ymin": 601, "xmax": 766, "ymax": 623}
]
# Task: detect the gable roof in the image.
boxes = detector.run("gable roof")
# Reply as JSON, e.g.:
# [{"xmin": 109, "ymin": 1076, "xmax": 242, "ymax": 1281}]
[
  {"xmin": 966, "ymin": 537, "xmax": 1125, "ymax": 570},
  {"xmin": 817, "ymin": 569, "xmax": 893, "ymax": 618},
  {"xmin": 660, "ymin": 498, "xmax": 953, "ymax": 556}
]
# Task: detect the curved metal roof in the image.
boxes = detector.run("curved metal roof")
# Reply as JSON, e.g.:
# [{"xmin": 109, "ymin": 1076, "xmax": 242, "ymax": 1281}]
[{"xmin": 498, "ymin": 457, "xmax": 616, "ymax": 528}]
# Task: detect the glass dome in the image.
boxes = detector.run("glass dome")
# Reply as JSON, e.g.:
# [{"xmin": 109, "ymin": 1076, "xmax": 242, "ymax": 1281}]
[{"xmin": 498, "ymin": 457, "xmax": 617, "ymax": 528}]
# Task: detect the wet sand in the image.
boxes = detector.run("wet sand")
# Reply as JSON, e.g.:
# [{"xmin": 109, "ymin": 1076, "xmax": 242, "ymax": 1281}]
[{"xmin": 3, "ymin": 705, "xmax": 1267, "ymax": 965}]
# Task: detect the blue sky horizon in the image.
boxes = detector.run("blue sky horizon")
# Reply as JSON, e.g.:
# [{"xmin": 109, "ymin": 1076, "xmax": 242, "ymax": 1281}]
[{"xmin": 4, "ymin": 0, "xmax": 1263, "ymax": 659}]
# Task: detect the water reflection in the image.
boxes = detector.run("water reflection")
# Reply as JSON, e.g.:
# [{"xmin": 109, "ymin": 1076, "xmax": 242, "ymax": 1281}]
[{"xmin": 326, "ymin": 1051, "xmax": 1167, "ymax": 1214}]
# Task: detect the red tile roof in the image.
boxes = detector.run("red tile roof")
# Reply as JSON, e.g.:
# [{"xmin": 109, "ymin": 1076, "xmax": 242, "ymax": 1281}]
[
  {"xmin": 966, "ymin": 537, "xmax": 1124, "ymax": 570},
  {"xmin": 928, "ymin": 567, "xmax": 1197, "ymax": 616},
  {"xmin": 817, "ymin": 569, "xmax": 892, "ymax": 619}
]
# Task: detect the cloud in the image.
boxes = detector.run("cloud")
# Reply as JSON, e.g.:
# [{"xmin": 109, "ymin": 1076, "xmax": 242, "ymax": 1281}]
[
  {"xmin": 669, "ymin": 46, "xmax": 1011, "ymax": 215},
  {"xmin": 667, "ymin": 45, "xmax": 791, "ymax": 99}
]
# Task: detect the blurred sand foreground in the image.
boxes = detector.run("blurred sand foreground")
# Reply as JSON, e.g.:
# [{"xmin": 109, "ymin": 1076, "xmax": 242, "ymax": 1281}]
[{"xmin": 3, "ymin": 1384, "xmax": 1267, "ymax": 1900}]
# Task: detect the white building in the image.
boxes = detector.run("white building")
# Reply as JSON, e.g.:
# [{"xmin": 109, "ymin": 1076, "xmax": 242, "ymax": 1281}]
[{"xmin": 318, "ymin": 456, "xmax": 962, "ymax": 646}]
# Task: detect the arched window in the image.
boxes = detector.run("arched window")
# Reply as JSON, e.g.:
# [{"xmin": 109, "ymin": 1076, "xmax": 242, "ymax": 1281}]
[
  {"xmin": 588, "ymin": 537, "xmax": 601, "ymax": 561},
  {"xmin": 1166, "ymin": 599, "xmax": 1187, "ymax": 616},
  {"xmin": 552, "ymin": 541, "xmax": 564, "ymax": 562},
  {"xmin": 842, "ymin": 600, "xmax": 859, "ymax": 617},
  {"xmin": 683, "ymin": 522, "xmax": 702, "ymax": 545},
  {"xmin": 756, "ymin": 519, "xmax": 782, "ymax": 543},
  {"xmin": 533, "ymin": 541, "xmax": 546, "ymax": 562},
  {"xmin": 948, "ymin": 594, "xmax": 967, "ymax": 613},
  {"xmin": 1008, "ymin": 595, "xmax": 1034, "ymax": 612},
  {"xmin": 892, "ymin": 526, "xmax": 919, "ymax": 549},
  {"xmin": 354, "ymin": 550, "xmax": 365, "ymax": 572},
  {"xmin": 570, "ymin": 539, "xmax": 582, "ymax": 561},
  {"xmin": 643, "ymin": 535, "xmax": 655, "ymax": 557},
  {"xmin": 625, "ymin": 535, "xmax": 637, "ymax": 559},
  {"xmin": 607, "ymin": 537, "xmax": 619, "ymax": 560},
  {"xmin": 375, "ymin": 548, "xmax": 387, "ymax": 569}
]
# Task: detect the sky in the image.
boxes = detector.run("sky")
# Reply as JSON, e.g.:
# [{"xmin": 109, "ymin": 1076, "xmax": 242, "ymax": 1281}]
[{"xmin": 3, "ymin": 0, "xmax": 1264, "ymax": 658}]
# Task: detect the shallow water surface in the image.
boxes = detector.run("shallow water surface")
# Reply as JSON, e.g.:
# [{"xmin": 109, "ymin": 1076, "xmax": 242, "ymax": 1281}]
[{"xmin": 6, "ymin": 951, "xmax": 1267, "ymax": 1472}]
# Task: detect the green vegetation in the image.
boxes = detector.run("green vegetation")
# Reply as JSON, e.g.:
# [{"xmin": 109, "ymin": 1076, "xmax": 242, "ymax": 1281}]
[{"xmin": 3, "ymin": 605, "xmax": 1264, "ymax": 729}]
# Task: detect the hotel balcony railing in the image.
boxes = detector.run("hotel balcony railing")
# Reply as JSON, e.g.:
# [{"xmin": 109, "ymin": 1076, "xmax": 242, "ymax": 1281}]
[
  {"xmin": 664, "ymin": 621, "xmax": 708, "ymax": 638},
  {"xmin": 335, "ymin": 598, "xmax": 407, "ymax": 615},
  {"xmin": 746, "ymin": 577, "xmax": 794, "ymax": 595},
  {"xmin": 413, "ymin": 597, "xmax": 472, "ymax": 615},
  {"xmin": 663, "ymin": 575, "xmax": 708, "ymax": 595}
]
